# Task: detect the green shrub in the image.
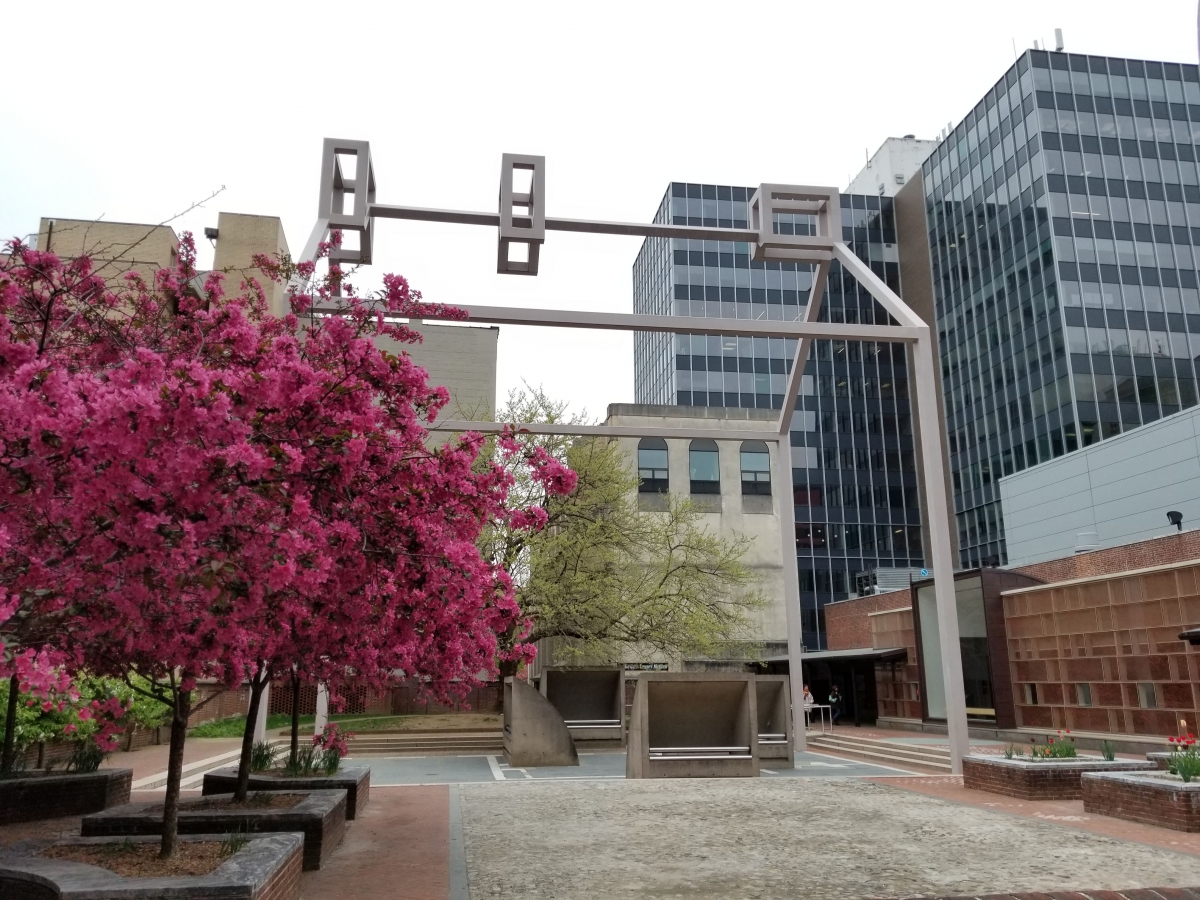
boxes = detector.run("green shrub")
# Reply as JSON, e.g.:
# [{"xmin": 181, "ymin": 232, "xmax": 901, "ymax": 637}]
[
  {"xmin": 283, "ymin": 744, "xmax": 320, "ymax": 776},
  {"xmin": 1100, "ymin": 740, "xmax": 1116, "ymax": 762},
  {"xmin": 250, "ymin": 740, "xmax": 278, "ymax": 772},
  {"xmin": 1003, "ymin": 744, "xmax": 1022, "ymax": 759},
  {"xmin": 66, "ymin": 741, "xmax": 108, "ymax": 774}
]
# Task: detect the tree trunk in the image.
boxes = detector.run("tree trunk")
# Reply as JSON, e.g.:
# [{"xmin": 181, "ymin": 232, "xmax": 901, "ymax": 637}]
[
  {"xmin": 159, "ymin": 690, "xmax": 191, "ymax": 859},
  {"xmin": 289, "ymin": 672, "xmax": 301, "ymax": 765},
  {"xmin": 1, "ymin": 673, "xmax": 20, "ymax": 774},
  {"xmin": 234, "ymin": 666, "xmax": 269, "ymax": 802}
]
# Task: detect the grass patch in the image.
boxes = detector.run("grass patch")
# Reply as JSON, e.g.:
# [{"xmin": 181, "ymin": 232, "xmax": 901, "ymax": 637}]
[{"xmin": 189, "ymin": 713, "xmax": 312, "ymax": 738}]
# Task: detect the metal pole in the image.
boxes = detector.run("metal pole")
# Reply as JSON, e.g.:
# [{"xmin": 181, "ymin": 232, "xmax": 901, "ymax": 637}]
[
  {"xmin": 912, "ymin": 329, "xmax": 969, "ymax": 773},
  {"xmin": 774, "ymin": 436, "xmax": 806, "ymax": 752}
]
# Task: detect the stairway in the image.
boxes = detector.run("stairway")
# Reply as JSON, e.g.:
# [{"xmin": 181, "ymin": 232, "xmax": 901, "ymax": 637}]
[
  {"xmin": 807, "ymin": 733, "xmax": 953, "ymax": 772},
  {"xmin": 344, "ymin": 731, "xmax": 504, "ymax": 756}
]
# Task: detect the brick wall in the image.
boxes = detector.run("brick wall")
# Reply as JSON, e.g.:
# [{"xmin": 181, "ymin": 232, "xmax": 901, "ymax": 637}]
[
  {"xmin": 824, "ymin": 589, "xmax": 912, "ymax": 650},
  {"xmin": 1004, "ymin": 559, "xmax": 1200, "ymax": 736},
  {"xmin": 1082, "ymin": 772, "xmax": 1200, "ymax": 832},
  {"xmin": 1013, "ymin": 530, "xmax": 1200, "ymax": 585}
]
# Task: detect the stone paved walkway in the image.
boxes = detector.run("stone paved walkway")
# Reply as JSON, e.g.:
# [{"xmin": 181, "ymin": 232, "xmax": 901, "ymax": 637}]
[{"xmin": 457, "ymin": 778, "xmax": 1200, "ymax": 900}]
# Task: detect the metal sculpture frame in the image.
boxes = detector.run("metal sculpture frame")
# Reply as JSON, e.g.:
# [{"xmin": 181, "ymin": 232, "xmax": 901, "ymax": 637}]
[{"xmin": 299, "ymin": 137, "xmax": 970, "ymax": 772}]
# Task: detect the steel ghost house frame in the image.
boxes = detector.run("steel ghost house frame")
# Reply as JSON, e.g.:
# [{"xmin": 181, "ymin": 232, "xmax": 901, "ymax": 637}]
[{"xmin": 300, "ymin": 138, "xmax": 970, "ymax": 772}]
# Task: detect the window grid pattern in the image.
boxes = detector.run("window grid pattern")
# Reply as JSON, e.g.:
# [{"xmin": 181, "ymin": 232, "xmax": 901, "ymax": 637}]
[
  {"xmin": 632, "ymin": 183, "xmax": 924, "ymax": 649},
  {"xmin": 922, "ymin": 50, "xmax": 1200, "ymax": 569}
]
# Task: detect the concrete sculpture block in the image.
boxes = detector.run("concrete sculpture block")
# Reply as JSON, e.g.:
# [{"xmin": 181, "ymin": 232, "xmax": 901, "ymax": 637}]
[
  {"xmin": 626, "ymin": 672, "xmax": 758, "ymax": 779},
  {"xmin": 755, "ymin": 675, "xmax": 794, "ymax": 768},
  {"xmin": 539, "ymin": 667, "xmax": 625, "ymax": 747},
  {"xmin": 503, "ymin": 677, "xmax": 579, "ymax": 767}
]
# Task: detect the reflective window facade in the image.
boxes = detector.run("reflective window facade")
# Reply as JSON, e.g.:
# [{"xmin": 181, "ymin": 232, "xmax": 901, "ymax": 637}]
[
  {"xmin": 632, "ymin": 184, "xmax": 924, "ymax": 648},
  {"xmin": 922, "ymin": 51, "xmax": 1200, "ymax": 568}
]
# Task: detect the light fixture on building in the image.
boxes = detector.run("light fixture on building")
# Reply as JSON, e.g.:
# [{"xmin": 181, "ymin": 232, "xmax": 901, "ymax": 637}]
[
  {"xmin": 1168, "ymin": 510, "xmax": 1184, "ymax": 532},
  {"xmin": 203, "ymin": 227, "xmax": 219, "ymax": 247}
]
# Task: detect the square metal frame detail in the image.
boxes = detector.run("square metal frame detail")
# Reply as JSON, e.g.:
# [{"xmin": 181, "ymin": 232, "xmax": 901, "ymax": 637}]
[
  {"xmin": 300, "ymin": 141, "xmax": 971, "ymax": 773},
  {"xmin": 317, "ymin": 138, "xmax": 376, "ymax": 266},
  {"xmin": 497, "ymin": 153, "xmax": 545, "ymax": 275}
]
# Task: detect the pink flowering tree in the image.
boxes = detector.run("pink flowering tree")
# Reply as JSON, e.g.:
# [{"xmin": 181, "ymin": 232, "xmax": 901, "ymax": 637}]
[{"xmin": 0, "ymin": 235, "xmax": 573, "ymax": 853}]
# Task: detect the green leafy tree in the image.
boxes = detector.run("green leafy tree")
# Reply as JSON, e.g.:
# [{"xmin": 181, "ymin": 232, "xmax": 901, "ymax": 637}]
[{"xmin": 487, "ymin": 387, "xmax": 765, "ymax": 668}]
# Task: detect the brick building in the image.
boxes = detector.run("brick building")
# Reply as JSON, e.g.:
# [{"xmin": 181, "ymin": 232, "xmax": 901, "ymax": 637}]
[{"xmin": 822, "ymin": 530, "xmax": 1200, "ymax": 737}]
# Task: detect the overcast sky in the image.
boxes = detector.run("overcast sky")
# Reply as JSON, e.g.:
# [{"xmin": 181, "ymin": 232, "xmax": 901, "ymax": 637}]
[{"xmin": 3, "ymin": 1, "xmax": 1195, "ymax": 420}]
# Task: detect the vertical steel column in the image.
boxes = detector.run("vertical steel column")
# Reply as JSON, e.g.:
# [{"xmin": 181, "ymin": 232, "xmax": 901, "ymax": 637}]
[
  {"xmin": 774, "ymin": 434, "xmax": 807, "ymax": 751},
  {"xmin": 912, "ymin": 329, "xmax": 969, "ymax": 772}
]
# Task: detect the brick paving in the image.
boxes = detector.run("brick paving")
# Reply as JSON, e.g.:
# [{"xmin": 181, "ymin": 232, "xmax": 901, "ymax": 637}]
[{"xmin": 299, "ymin": 786, "xmax": 450, "ymax": 900}]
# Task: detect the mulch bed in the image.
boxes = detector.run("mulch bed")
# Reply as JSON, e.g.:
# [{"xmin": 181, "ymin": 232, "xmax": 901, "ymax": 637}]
[
  {"xmin": 146, "ymin": 793, "xmax": 304, "ymax": 814},
  {"xmin": 41, "ymin": 840, "xmax": 229, "ymax": 877}
]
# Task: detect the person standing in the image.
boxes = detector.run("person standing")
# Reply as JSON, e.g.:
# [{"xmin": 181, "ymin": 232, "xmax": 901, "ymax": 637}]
[
  {"xmin": 829, "ymin": 685, "xmax": 843, "ymax": 726},
  {"xmin": 802, "ymin": 684, "xmax": 815, "ymax": 728}
]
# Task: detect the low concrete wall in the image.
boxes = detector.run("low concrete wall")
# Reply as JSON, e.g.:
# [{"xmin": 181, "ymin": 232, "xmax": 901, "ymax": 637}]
[
  {"xmin": 0, "ymin": 833, "xmax": 302, "ymax": 900},
  {"xmin": 627, "ymin": 673, "xmax": 758, "ymax": 779},
  {"xmin": 503, "ymin": 678, "xmax": 578, "ymax": 767},
  {"xmin": 82, "ymin": 790, "xmax": 346, "ymax": 871},
  {"xmin": 540, "ymin": 668, "xmax": 624, "ymax": 746},
  {"xmin": 0, "ymin": 769, "xmax": 132, "ymax": 825},
  {"xmin": 755, "ymin": 676, "xmax": 793, "ymax": 768},
  {"xmin": 200, "ymin": 766, "xmax": 370, "ymax": 819}
]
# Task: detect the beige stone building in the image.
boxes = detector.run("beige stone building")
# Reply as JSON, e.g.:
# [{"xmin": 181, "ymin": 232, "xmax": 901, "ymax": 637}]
[
  {"xmin": 30, "ymin": 212, "xmax": 499, "ymax": 418},
  {"xmin": 604, "ymin": 403, "xmax": 788, "ymax": 669},
  {"xmin": 36, "ymin": 218, "xmax": 178, "ymax": 286},
  {"xmin": 383, "ymin": 320, "xmax": 499, "ymax": 420},
  {"xmin": 209, "ymin": 212, "xmax": 291, "ymax": 318}
]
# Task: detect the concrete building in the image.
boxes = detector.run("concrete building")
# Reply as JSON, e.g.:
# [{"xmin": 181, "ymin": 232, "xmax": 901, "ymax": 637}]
[
  {"xmin": 907, "ymin": 50, "xmax": 1200, "ymax": 569},
  {"xmin": 388, "ymin": 320, "xmax": 499, "ymax": 419},
  {"xmin": 847, "ymin": 136, "xmax": 940, "ymax": 198},
  {"xmin": 823, "ymin": 529, "xmax": 1200, "ymax": 741},
  {"xmin": 29, "ymin": 212, "xmax": 499, "ymax": 419},
  {"xmin": 209, "ymin": 212, "xmax": 292, "ymax": 318},
  {"xmin": 632, "ymin": 176, "xmax": 930, "ymax": 648},
  {"xmin": 607, "ymin": 404, "xmax": 788, "ymax": 665},
  {"xmin": 36, "ymin": 217, "xmax": 178, "ymax": 284},
  {"xmin": 999, "ymin": 404, "xmax": 1200, "ymax": 566}
]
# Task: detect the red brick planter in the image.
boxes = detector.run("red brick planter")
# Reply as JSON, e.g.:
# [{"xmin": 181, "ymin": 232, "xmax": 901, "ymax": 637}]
[
  {"xmin": 962, "ymin": 755, "xmax": 1155, "ymax": 800},
  {"xmin": 201, "ymin": 766, "xmax": 369, "ymax": 819},
  {"xmin": 0, "ymin": 833, "xmax": 302, "ymax": 900},
  {"xmin": 0, "ymin": 769, "xmax": 132, "ymax": 825},
  {"xmin": 81, "ymin": 790, "xmax": 346, "ymax": 871},
  {"xmin": 1083, "ymin": 771, "xmax": 1200, "ymax": 833}
]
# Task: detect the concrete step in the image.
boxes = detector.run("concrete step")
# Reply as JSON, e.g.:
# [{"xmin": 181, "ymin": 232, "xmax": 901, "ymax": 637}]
[
  {"xmin": 808, "ymin": 735, "xmax": 952, "ymax": 772},
  {"xmin": 132, "ymin": 740, "xmax": 286, "ymax": 791},
  {"xmin": 345, "ymin": 732, "xmax": 504, "ymax": 755}
]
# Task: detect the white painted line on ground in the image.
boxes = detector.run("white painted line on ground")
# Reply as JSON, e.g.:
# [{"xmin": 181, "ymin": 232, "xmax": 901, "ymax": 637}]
[
  {"xmin": 761, "ymin": 769, "xmax": 778, "ymax": 775},
  {"xmin": 486, "ymin": 755, "xmax": 505, "ymax": 781}
]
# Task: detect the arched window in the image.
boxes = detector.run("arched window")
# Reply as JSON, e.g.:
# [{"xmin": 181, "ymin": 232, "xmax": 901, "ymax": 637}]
[
  {"xmin": 637, "ymin": 437, "xmax": 669, "ymax": 493},
  {"xmin": 689, "ymin": 439, "xmax": 720, "ymax": 494},
  {"xmin": 740, "ymin": 441, "xmax": 771, "ymax": 495}
]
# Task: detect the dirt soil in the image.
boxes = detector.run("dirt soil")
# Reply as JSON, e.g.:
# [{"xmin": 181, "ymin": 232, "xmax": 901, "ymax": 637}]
[
  {"xmin": 160, "ymin": 793, "xmax": 304, "ymax": 813},
  {"xmin": 42, "ymin": 841, "xmax": 229, "ymax": 877}
]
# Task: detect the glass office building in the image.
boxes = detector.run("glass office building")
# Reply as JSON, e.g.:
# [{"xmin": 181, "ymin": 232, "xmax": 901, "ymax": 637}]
[
  {"xmin": 632, "ymin": 185, "xmax": 925, "ymax": 648},
  {"xmin": 922, "ymin": 50, "xmax": 1200, "ymax": 567}
]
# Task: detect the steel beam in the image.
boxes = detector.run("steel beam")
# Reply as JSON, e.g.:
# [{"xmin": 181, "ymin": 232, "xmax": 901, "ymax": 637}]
[
  {"xmin": 912, "ymin": 329, "xmax": 970, "ymax": 773},
  {"xmin": 367, "ymin": 203, "xmax": 837, "ymax": 249},
  {"xmin": 309, "ymin": 303, "xmax": 922, "ymax": 342},
  {"xmin": 427, "ymin": 419, "xmax": 779, "ymax": 442},
  {"xmin": 773, "ymin": 260, "xmax": 830, "ymax": 752}
]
